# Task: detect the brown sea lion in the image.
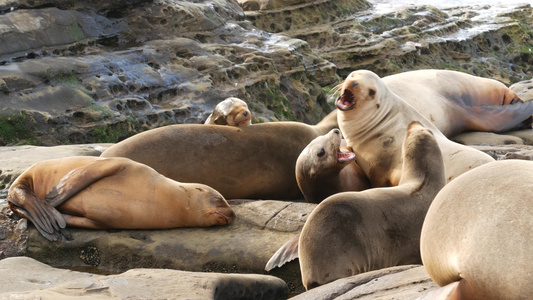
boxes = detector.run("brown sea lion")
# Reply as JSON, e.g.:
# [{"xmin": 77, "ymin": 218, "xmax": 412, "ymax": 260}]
[
  {"xmin": 336, "ymin": 69, "xmax": 494, "ymax": 187},
  {"xmin": 7, "ymin": 156, "xmax": 235, "ymax": 242},
  {"xmin": 298, "ymin": 121, "xmax": 446, "ymax": 290},
  {"xmin": 382, "ymin": 69, "xmax": 533, "ymax": 137},
  {"xmin": 419, "ymin": 159, "xmax": 533, "ymax": 300},
  {"xmin": 204, "ymin": 97, "xmax": 252, "ymax": 127},
  {"xmin": 295, "ymin": 128, "xmax": 370, "ymax": 203},
  {"xmin": 101, "ymin": 110, "xmax": 338, "ymax": 200}
]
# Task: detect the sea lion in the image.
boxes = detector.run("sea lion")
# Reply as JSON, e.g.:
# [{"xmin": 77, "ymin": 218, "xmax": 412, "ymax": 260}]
[
  {"xmin": 336, "ymin": 69, "xmax": 494, "ymax": 187},
  {"xmin": 420, "ymin": 160, "xmax": 533, "ymax": 300},
  {"xmin": 298, "ymin": 121, "xmax": 446, "ymax": 290},
  {"xmin": 7, "ymin": 156, "xmax": 236, "ymax": 242},
  {"xmin": 295, "ymin": 128, "xmax": 370, "ymax": 203},
  {"xmin": 204, "ymin": 97, "xmax": 252, "ymax": 126},
  {"xmin": 382, "ymin": 69, "xmax": 533, "ymax": 137},
  {"xmin": 101, "ymin": 110, "xmax": 338, "ymax": 200}
]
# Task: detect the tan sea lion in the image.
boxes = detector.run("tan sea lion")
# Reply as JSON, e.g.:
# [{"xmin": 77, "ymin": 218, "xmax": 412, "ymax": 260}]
[
  {"xmin": 336, "ymin": 69, "xmax": 494, "ymax": 187},
  {"xmin": 204, "ymin": 97, "xmax": 252, "ymax": 126},
  {"xmin": 101, "ymin": 110, "xmax": 338, "ymax": 200},
  {"xmin": 7, "ymin": 156, "xmax": 235, "ymax": 242},
  {"xmin": 382, "ymin": 69, "xmax": 533, "ymax": 137},
  {"xmin": 298, "ymin": 121, "xmax": 446, "ymax": 290},
  {"xmin": 420, "ymin": 160, "xmax": 533, "ymax": 300},
  {"xmin": 295, "ymin": 128, "xmax": 370, "ymax": 203}
]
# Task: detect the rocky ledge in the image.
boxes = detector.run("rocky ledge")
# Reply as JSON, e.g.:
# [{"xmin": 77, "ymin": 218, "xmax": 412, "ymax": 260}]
[{"xmin": 0, "ymin": 0, "xmax": 532, "ymax": 146}]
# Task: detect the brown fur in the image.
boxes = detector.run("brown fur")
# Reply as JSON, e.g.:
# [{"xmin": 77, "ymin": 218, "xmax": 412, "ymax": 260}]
[
  {"xmin": 8, "ymin": 156, "xmax": 235, "ymax": 242},
  {"xmin": 102, "ymin": 110, "xmax": 339, "ymax": 200},
  {"xmin": 299, "ymin": 122, "xmax": 445, "ymax": 290},
  {"xmin": 336, "ymin": 70, "xmax": 494, "ymax": 187},
  {"xmin": 420, "ymin": 160, "xmax": 533, "ymax": 300},
  {"xmin": 382, "ymin": 69, "xmax": 533, "ymax": 137}
]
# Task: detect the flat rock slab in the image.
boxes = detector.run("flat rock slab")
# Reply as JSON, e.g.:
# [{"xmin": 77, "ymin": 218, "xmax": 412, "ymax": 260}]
[
  {"xmin": 1, "ymin": 199, "xmax": 314, "ymax": 294},
  {"xmin": 293, "ymin": 265, "xmax": 439, "ymax": 300},
  {"xmin": 0, "ymin": 256, "xmax": 289, "ymax": 299}
]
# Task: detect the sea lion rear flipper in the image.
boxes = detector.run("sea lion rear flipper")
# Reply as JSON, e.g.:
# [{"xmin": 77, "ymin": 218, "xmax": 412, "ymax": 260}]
[
  {"xmin": 469, "ymin": 102, "xmax": 533, "ymax": 132},
  {"xmin": 417, "ymin": 281, "xmax": 461, "ymax": 300},
  {"xmin": 265, "ymin": 232, "xmax": 301, "ymax": 271},
  {"xmin": 46, "ymin": 158, "xmax": 125, "ymax": 207}
]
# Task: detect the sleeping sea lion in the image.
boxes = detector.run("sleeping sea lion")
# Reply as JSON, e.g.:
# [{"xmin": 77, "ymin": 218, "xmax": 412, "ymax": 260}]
[
  {"xmin": 101, "ymin": 110, "xmax": 339, "ymax": 200},
  {"xmin": 7, "ymin": 156, "xmax": 235, "ymax": 241},
  {"xmin": 383, "ymin": 69, "xmax": 533, "ymax": 137}
]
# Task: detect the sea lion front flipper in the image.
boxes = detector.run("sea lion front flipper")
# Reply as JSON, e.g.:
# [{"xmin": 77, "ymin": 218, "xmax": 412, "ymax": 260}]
[
  {"xmin": 469, "ymin": 102, "xmax": 533, "ymax": 133},
  {"xmin": 46, "ymin": 158, "xmax": 125, "ymax": 207},
  {"xmin": 7, "ymin": 190, "xmax": 66, "ymax": 242},
  {"xmin": 265, "ymin": 232, "xmax": 301, "ymax": 271}
]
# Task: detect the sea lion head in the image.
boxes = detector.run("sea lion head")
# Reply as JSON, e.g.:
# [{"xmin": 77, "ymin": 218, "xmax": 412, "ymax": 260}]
[
  {"xmin": 296, "ymin": 129, "xmax": 356, "ymax": 203},
  {"xmin": 335, "ymin": 70, "xmax": 384, "ymax": 112},
  {"xmin": 297, "ymin": 129, "xmax": 356, "ymax": 179},
  {"xmin": 206, "ymin": 97, "xmax": 252, "ymax": 127},
  {"xmin": 187, "ymin": 184, "xmax": 236, "ymax": 226}
]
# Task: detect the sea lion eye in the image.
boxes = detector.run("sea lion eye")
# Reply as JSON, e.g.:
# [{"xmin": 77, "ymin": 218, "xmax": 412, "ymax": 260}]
[
  {"xmin": 317, "ymin": 148, "xmax": 325, "ymax": 157},
  {"xmin": 369, "ymin": 89, "xmax": 376, "ymax": 97}
]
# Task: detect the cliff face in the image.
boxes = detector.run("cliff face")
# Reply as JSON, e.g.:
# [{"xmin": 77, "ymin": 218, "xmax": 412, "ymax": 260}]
[{"xmin": 0, "ymin": 0, "xmax": 532, "ymax": 145}]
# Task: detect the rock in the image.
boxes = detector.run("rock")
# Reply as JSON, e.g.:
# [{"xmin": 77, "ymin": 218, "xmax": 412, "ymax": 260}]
[
  {"xmin": 0, "ymin": 256, "xmax": 289, "ymax": 299},
  {"xmin": 451, "ymin": 131, "xmax": 525, "ymax": 146},
  {"xmin": 473, "ymin": 144, "xmax": 533, "ymax": 160},
  {"xmin": 511, "ymin": 79, "xmax": 533, "ymax": 101},
  {"xmin": 292, "ymin": 265, "xmax": 439, "ymax": 299},
  {"xmin": 0, "ymin": 0, "xmax": 338, "ymax": 145},
  {"xmin": 1, "ymin": 1, "xmax": 532, "ymax": 146},
  {"xmin": 0, "ymin": 196, "xmax": 314, "ymax": 295}
]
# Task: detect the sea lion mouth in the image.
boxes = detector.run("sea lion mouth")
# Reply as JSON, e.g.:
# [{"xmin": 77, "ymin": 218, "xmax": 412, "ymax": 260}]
[
  {"xmin": 337, "ymin": 150, "xmax": 356, "ymax": 164},
  {"xmin": 336, "ymin": 89, "xmax": 356, "ymax": 111},
  {"xmin": 214, "ymin": 211, "xmax": 235, "ymax": 225}
]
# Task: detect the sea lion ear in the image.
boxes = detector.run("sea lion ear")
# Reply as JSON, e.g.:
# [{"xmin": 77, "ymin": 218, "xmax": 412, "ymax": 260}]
[{"xmin": 213, "ymin": 116, "xmax": 228, "ymax": 125}]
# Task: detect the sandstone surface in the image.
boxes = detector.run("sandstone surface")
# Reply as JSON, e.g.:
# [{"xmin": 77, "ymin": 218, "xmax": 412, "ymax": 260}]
[{"xmin": 0, "ymin": 256, "xmax": 289, "ymax": 299}]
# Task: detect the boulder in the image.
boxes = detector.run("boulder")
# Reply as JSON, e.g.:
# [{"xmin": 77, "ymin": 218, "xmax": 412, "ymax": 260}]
[
  {"xmin": 0, "ymin": 256, "xmax": 289, "ymax": 299},
  {"xmin": 292, "ymin": 265, "xmax": 439, "ymax": 299}
]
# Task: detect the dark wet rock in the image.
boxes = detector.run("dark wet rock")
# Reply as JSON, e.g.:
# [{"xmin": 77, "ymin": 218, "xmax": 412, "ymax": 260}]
[
  {"xmin": 292, "ymin": 265, "xmax": 438, "ymax": 299},
  {"xmin": 0, "ymin": 256, "xmax": 289, "ymax": 299},
  {"xmin": 1, "ymin": 1, "xmax": 532, "ymax": 146},
  {"xmin": 0, "ymin": 0, "xmax": 337, "ymax": 146}
]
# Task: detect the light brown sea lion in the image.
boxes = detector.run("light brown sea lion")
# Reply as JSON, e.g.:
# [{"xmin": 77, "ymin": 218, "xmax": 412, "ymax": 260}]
[
  {"xmin": 7, "ymin": 156, "xmax": 235, "ymax": 242},
  {"xmin": 295, "ymin": 128, "xmax": 370, "ymax": 203},
  {"xmin": 419, "ymin": 160, "xmax": 533, "ymax": 300},
  {"xmin": 101, "ymin": 110, "xmax": 338, "ymax": 200},
  {"xmin": 298, "ymin": 121, "xmax": 446, "ymax": 290},
  {"xmin": 204, "ymin": 97, "xmax": 252, "ymax": 127},
  {"xmin": 336, "ymin": 69, "xmax": 494, "ymax": 187},
  {"xmin": 382, "ymin": 69, "xmax": 533, "ymax": 137}
]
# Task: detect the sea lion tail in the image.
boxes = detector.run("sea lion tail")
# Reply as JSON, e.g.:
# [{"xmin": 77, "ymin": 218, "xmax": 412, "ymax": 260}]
[{"xmin": 265, "ymin": 233, "xmax": 300, "ymax": 271}]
